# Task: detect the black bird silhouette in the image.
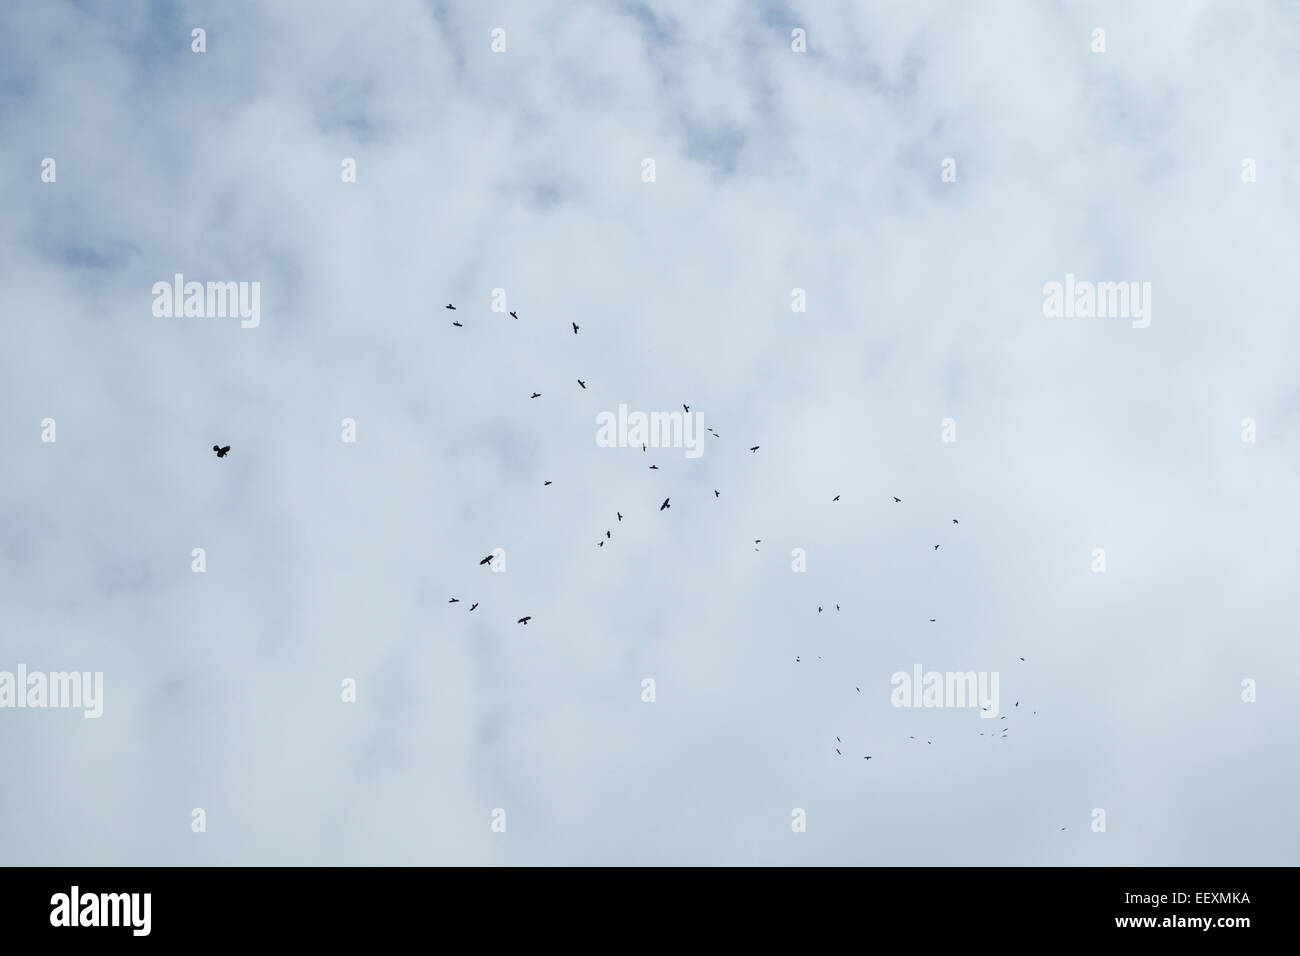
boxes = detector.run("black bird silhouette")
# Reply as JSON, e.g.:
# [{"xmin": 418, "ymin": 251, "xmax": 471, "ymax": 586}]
[
  {"xmin": 649, "ymin": 464, "xmax": 658, "ymax": 470},
  {"xmin": 893, "ymin": 496, "xmax": 901, "ymax": 502},
  {"xmin": 832, "ymin": 495, "xmax": 840, "ymax": 501},
  {"xmin": 929, "ymin": 619, "xmax": 936, "ymax": 623},
  {"xmin": 713, "ymin": 490, "xmax": 720, "ymax": 497},
  {"xmin": 517, "ymin": 616, "xmax": 531, "ymax": 624},
  {"xmin": 835, "ymin": 604, "xmax": 839, "ymax": 610},
  {"xmin": 452, "ymin": 321, "xmax": 463, "ymax": 327},
  {"xmin": 836, "ymin": 737, "xmax": 840, "ymax": 742},
  {"xmin": 617, "ymin": 512, "xmax": 622, "ymax": 521},
  {"xmin": 509, "ymin": 311, "xmax": 518, "ymax": 319},
  {"xmin": 683, "ymin": 404, "xmax": 689, "ymax": 413},
  {"xmin": 445, "ymin": 304, "xmax": 456, "ymax": 310},
  {"xmin": 577, "ymin": 379, "xmax": 586, "ymax": 389},
  {"xmin": 1019, "ymin": 657, "xmax": 1026, "ymax": 662},
  {"xmin": 213, "ymin": 445, "xmax": 230, "ymax": 458},
  {"xmin": 449, "ymin": 598, "xmax": 460, "ymax": 604},
  {"xmin": 479, "ymin": 555, "xmax": 493, "ymax": 565},
  {"xmin": 641, "ymin": 443, "xmax": 646, "ymax": 452},
  {"xmin": 605, "ymin": 530, "xmax": 611, "ymax": 539},
  {"xmin": 749, "ymin": 445, "xmax": 759, "ymax": 452},
  {"xmin": 952, "ymin": 519, "xmax": 959, "ymax": 524},
  {"xmin": 597, "ymin": 540, "xmax": 604, "ymax": 547},
  {"xmin": 855, "ymin": 686, "xmax": 860, "ymax": 692},
  {"xmin": 469, "ymin": 603, "xmax": 478, "ymax": 611},
  {"xmin": 835, "ymin": 748, "xmax": 841, "ymax": 755},
  {"xmin": 543, "ymin": 480, "xmax": 552, "ymax": 486},
  {"xmin": 864, "ymin": 755, "xmax": 872, "ymax": 760},
  {"xmin": 933, "ymin": 544, "xmax": 940, "ymax": 551},
  {"xmin": 571, "ymin": 322, "xmax": 579, "ymax": 334},
  {"xmin": 660, "ymin": 497, "xmax": 670, "ymax": 511},
  {"xmin": 818, "ymin": 607, "xmax": 823, "ymax": 613},
  {"xmin": 530, "ymin": 392, "xmax": 541, "ymax": 398}
]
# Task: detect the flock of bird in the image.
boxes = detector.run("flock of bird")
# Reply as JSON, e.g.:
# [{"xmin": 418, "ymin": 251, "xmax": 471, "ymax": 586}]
[{"xmin": 211, "ymin": 301, "xmax": 1049, "ymax": 823}]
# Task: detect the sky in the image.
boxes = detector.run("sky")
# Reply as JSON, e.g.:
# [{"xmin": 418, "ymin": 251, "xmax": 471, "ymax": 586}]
[{"xmin": 1, "ymin": 0, "xmax": 1297, "ymax": 866}]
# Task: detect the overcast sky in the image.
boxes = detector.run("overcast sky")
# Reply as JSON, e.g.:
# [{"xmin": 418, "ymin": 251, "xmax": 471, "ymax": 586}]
[{"xmin": 1, "ymin": 0, "xmax": 1297, "ymax": 865}]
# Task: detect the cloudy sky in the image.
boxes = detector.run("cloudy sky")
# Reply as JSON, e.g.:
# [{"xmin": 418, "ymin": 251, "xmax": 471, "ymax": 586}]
[{"xmin": 1, "ymin": 0, "xmax": 1297, "ymax": 865}]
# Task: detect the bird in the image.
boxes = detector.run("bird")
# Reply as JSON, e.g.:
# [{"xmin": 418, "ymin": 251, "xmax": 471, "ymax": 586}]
[
  {"xmin": 1019, "ymin": 657, "xmax": 1026, "ymax": 662},
  {"xmin": 597, "ymin": 541, "xmax": 604, "ymax": 547},
  {"xmin": 452, "ymin": 321, "xmax": 463, "ymax": 327},
  {"xmin": 855, "ymin": 686, "xmax": 860, "ymax": 692},
  {"xmin": 683, "ymin": 404, "xmax": 689, "ymax": 413},
  {"xmin": 509, "ymin": 311, "xmax": 518, "ymax": 319},
  {"xmin": 448, "ymin": 598, "xmax": 460, "ymax": 604},
  {"xmin": 933, "ymin": 544, "xmax": 940, "ymax": 551},
  {"xmin": 577, "ymin": 379, "xmax": 586, "ymax": 389},
  {"xmin": 530, "ymin": 392, "xmax": 541, "ymax": 398},
  {"xmin": 517, "ymin": 616, "xmax": 531, "ymax": 624},
  {"xmin": 835, "ymin": 604, "xmax": 840, "ymax": 611},
  {"xmin": 571, "ymin": 322, "xmax": 579, "ymax": 334},
  {"xmin": 469, "ymin": 603, "xmax": 478, "ymax": 611},
  {"xmin": 543, "ymin": 480, "xmax": 552, "ymax": 486},
  {"xmin": 660, "ymin": 497, "xmax": 670, "ymax": 511},
  {"xmin": 749, "ymin": 445, "xmax": 759, "ymax": 452},
  {"xmin": 1015, "ymin": 701, "xmax": 1019, "ymax": 707},
  {"xmin": 213, "ymin": 445, "xmax": 230, "ymax": 458},
  {"xmin": 832, "ymin": 495, "xmax": 840, "ymax": 501},
  {"xmin": 617, "ymin": 512, "xmax": 622, "ymax": 521},
  {"xmin": 641, "ymin": 443, "xmax": 647, "ymax": 452},
  {"xmin": 605, "ymin": 530, "xmax": 611, "ymax": 539},
  {"xmin": 713, "ymin": 490, "xmax": 720, "ymax": 497},
  {"xmin": 649, "ymin": 464, "xmax": 658, "ymax": 470},
  {"xmin": 952, "ymin": 519, "xmax": 959, "ymax": 524},
  {"xmin": 929, "ymin": 619, "xmax": 936, "ymax": 623},
  {"xmin": 893, "ymin": 496, "xmax": 901, "ymax": 502},
  {"xmin": 445, "ymin": 304, "xmax": 456, "ymax": 310},
  {"xmin": 864, "ymin": 756, "xmax": 872, "ymax": 760},
  {"xmin": 755, "ymin": 539, "xmax": 762, "ymax": 544},
  {"xmin": 835, "ymin": 748, "xmax": 841, "ymax": 755},
  {"xmin": 836, "ymin": 737, "xmax": 841, "ymax": 742},
  {"xmin": 479, "ymin": 555, "xmax": 493, "ymax": 565},
  {"xmin": 818, "ymin": 607, "xmax": 823, "ymax": 613}
]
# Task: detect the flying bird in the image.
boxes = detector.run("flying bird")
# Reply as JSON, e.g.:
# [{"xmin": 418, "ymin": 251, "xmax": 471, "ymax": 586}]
[
  {"xmin": 832, "ymin": 495, "xmax": 840, "ymax": 501},
  {"xmin": 605, "ymin": 531, "xmax": 611, "ymax": 539},
  {"xmin": 617, "ymin": 512, "xmax": 622, "ymax": 521},
  {"xmin": 597, "ymin": 540, "xmax": 604, "ymax": 547},
  {"xmin": 893, "ymin": 497, "xmax": 901, "ymax": 503},
  {"xmin": 517, "ymin": 616, "xmax": 531, "ymax": 624},
  {"xmin": 448, "ymin": 598, "xmax": 460, "ymax": 604},
  {"xmin": 212, "ymin": 445, "xmax": 230, "ymax": 458},
  {"xmin": 953, "ymin": 519, "xmax": 959, "ymax": 524},
  {"xmin": 509, "ymin": 311, "xmax": 518, "ymax": 319},
  {"xmin": 749, "ymin": 446, "xmax": 759, "ymax": 452},
  {"xmin": 445, "ymin": 304, "xmax": 456, "ymax": 310},
  {"xmin": 577, "ymin": 379, "xmax": 586, "ymax": 389},
  {"xmin": 543, "ymin": 481, "xmax": 552, "ymax": 486},
  {"xmin": 469, "ymin": 603, "xmax": 478, "ymax": 611},
  {"xmin": 452, "ymin": 321, "xmax": 463, "ymax": 327},
  {"xmin": 683, "ymin": 404, "xmax": 689, "ymax": 413},
  {"xmin": 818, "ymin": 607, "xmax": 823, "ymax": 613},
  {"xmin": 571, "ymin": 322, "xmax": 579, "ymax": 335},
  {"xmin": 714, "ymin": 490, "xmax": 720, "ymax": 497},
  {"xmin": 530, "ymin": 392, "xmax": 541, "ymax": 398},
  {"xmin": 660, "ymin": 498, "xmax": 670, "ymax": 511},
  {"xmin": 933, "ymin": 544, "xmax": 940, "ymax": 551},
  {"xmin": 864, "ymin": 756, "xmax": 872, "ymax": 760},
  {"xmin": 648, "ymin": 464, "xmax": 658, "ymax": 470}
]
